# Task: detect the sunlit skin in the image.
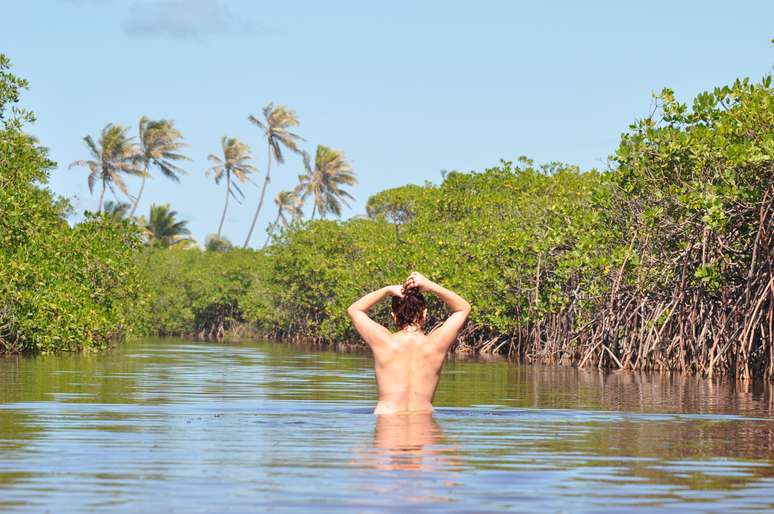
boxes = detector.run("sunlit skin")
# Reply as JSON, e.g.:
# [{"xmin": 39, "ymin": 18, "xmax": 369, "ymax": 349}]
[{"xmin": 347, "ymin": 271, "xmax": 471, "ymax": 415}]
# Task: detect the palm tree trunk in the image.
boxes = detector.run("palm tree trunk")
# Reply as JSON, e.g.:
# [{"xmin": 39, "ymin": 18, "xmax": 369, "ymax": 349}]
[
  {"xmin": 263, "ymin": 210, "xmax": 282, "ymax": 249},
  {"xmin": 244, "ymin": 140, "xmax": 273, "ymax": 248},
  {"xmin": 310, "ymin": 202, "xmax": 317, "ymax": 220},
  {"xmin": 98, "ymin": 179, "xmax": 106, "ymax": 213},
  {"xmin": 218, "ymin": 172, "xmax": 231, "ymax": 238},
  {"xmin": 130, "ymin": 163, "xmax": 148, "ymax": 218}
]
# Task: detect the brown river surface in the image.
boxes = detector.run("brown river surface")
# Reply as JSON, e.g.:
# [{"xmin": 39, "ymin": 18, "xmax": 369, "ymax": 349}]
[{"xmin": 1, "ymin": 338, "xmax": 773, "ymax": 513}]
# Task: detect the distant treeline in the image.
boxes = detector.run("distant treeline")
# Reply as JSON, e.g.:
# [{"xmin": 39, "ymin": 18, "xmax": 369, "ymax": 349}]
[
  {"xmin": 0, "ymin": 51, "xmax": 355, "ymax": 354},
  {"xmin": 2, "ymin": 54, "xmax": 773, "ymax": 381},
  {"xmin": 140, "ymin": 77, "xmax": 773, "ymax": 381}
]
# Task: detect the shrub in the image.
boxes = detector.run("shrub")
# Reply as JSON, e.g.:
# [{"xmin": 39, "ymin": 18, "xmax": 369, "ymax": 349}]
[
  {"xmin": 136, "ymin": 248, "xmax": 271, "ymax": 339},
  {"xmin": 0, "ymin": 55, "xmax": 146, "ymax": 353}
]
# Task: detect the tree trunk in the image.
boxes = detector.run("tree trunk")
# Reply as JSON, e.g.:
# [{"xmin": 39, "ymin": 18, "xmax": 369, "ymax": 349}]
[
  {"xmin": 263, "ymin": 210, "xmax": 282, "ymax": 249},
  {"xmin": 310, "ymin": 202, "xmax": 317, "ymax": 220},
  {"xmin": 218, "ymin": 171, "xmax": 231, "ymax": 238},
  {"xmin": 244, "ymin": 140, "xmax": 273, "ymax": 248},
  {"xmin": 98, "ymin": 179, "xmax": 106, "ymax": 213},
  {"xmin": 130, "ymin": 162, "xmax": 148, "ymax": 218}
]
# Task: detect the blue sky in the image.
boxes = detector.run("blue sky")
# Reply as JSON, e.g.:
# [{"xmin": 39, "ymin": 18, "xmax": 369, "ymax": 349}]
[{"xmin": 3, "ymin": 1, "xmax": 772, "ymax": 246}]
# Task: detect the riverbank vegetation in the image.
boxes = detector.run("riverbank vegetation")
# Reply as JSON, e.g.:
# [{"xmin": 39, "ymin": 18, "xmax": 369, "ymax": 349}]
[
  {"xmin": 2, "ymin": 53, "xmax": 773, "ymax": 380},
  {"xmin": 181, "ymin": 76, "xmax": 771, "ymax": 380},
  {"xmin": 0, "ymin": 56, "xmax": 145, "ymax": 353}
]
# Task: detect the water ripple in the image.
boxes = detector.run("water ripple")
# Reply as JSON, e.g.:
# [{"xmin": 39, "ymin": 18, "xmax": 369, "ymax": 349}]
[{"xmin": 0, "ymin": 338, "xmax": 773, "ymax": 513}]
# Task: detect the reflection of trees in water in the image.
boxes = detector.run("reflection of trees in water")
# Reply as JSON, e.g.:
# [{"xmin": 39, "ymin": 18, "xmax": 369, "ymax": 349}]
[
  {"xmin": 257, "ymin": 337, "xmax": 774, "ymax": 498},
  {"xmin": 0, "ymin": 342, "xmax": 148, "ymax": 405},
  {"xmin": 256, "ymin": 341, "xmax": 376, "ymax": 403},
  {"xmin": 436, "ymin": 359, "xmax": 774, "ymax": 416},
  {"xmin": 0, "ymin": 409, "xmax": 43, "ymax": 495},
  {"xmin": 252, "ymin": 336, "xmax": 774, "ymax": 417},
  {"xmin": 0, "ymin": 342, "xmax": 148, "ymax": 466},
  {"xmin": 534, "ymin": 418, "xmax": 774, "ymax": 491},
  {"xmin": 2, "ymin": 338, "xmax": 773, "ymax": 506},
  {"xmin": 434, "ymin": 358, "xmax": 774, "ymax": 498},
  {"xmin": 0, "ymin": 339, "xmax": 153, "ymax": 498}
]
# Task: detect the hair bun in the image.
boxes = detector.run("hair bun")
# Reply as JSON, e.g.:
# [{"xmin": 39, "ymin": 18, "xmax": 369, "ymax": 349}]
[
  {"xmin": 392, "ymin": 285, "xmax": 427, "ymax": 328},
  {"xmin": 401, "ymin": 285, "xmax": 421, "ymax": 296}
]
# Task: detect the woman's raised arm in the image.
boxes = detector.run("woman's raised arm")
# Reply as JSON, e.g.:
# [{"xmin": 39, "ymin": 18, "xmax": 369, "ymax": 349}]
[{"xmin": 346, "ymin": 285, "xmax": 402, "ymax": 347}]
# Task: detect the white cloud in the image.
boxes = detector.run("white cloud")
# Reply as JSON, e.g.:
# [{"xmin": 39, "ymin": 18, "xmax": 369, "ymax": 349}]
[{"xmin": 123, "ymin": 0, "xmax": 259, "ymax": 39}]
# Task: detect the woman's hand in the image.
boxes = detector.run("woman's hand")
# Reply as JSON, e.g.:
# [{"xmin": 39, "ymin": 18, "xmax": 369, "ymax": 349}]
[
  {"xmin": 384, "ymin": 285, "xmax": 404, "ymax": 297},
  {"xmin": 404, "ymin": 271, "xmax": 432, "ymax": 292}
]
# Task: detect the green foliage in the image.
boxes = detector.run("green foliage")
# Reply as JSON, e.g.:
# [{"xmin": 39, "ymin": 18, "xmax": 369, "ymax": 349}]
[
  {"xmin": 5, "ymin": 46, "xmax": 771, "ymax": 380},
  {"xmin": 366, "ymin": 183, "xmax": 434, "ymax": 241},
  {"xmin": 253, "ymin": 159, "xmax": 608, "ymax": 342},
  {"xmin": 296, "ymin": 145, "xmax": 357, "ymax": 219},
  {"xmin": 205, "ymin": 234, "xmax": 234, "ymax": 252},
  {"xmin": 103, "ymin": 200, "xmax": 131, "ymax": 221},
  {"xmin": 0, "ymin": 54, "xmax": 146, "ymax": 353},
  {"xmin": 611, "ymin": 77, "xmax": 774, "ymax": 293},
  {"xmin": 68, "ymin": 123, "xmax": 143, "ymax": 212},
  {"xmin": 139, "ymin": 65, "xmax": 773, "ymax": 383},
  {"xmin": 141, "ymin": 203, "xmax": 193, "ymax": 248},
  {"xmin": 136, "ymin": 248, "xmax": 271, "ymax": 339},
  {"xmin": 0, "ymin": 54, "xmax": 33, "ymax": 128},
  {"xmin": 181, "ymin": 74, "xmax": 769, "ymax": 381}
]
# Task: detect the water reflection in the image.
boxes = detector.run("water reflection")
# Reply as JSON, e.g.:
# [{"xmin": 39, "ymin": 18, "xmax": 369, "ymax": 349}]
[
  {"xmin": 349, "ymin": 414, "xmax": 463, "ymax": 508},
  {"xmin": 0, "ymin": 338, "xmax": 773, "ymax": 513},
  {"xmin": 368, "ymin": 414, "xmax": 460, "ymax": 472}
]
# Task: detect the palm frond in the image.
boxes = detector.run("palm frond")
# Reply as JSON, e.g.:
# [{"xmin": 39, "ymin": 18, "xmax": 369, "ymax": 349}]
[
  {"xmin": 87, "ymin": 170, "xmax": 97, "ymax": 193},
  {"xmin": 111, "ymin": 172, "xmax": 130, "ymax": 195},
  {"xmin": 83, "ymin": 135, "xmax": 100, "ymax": 160},
  {"xmin": 68, "ymin": 159, "xmax": 95, "ymax": 170},
  {"xmin": 231, "ymin": 178, "xmax": 246, "ymax": 199}
]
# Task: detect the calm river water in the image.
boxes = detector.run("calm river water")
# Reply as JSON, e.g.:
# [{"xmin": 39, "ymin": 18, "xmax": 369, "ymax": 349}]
[{"xmin": 1, "ymin": 338, "xmax": 774, "ymax": 513}]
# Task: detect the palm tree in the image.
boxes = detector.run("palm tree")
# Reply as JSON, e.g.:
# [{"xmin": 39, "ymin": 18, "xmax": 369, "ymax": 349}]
[
  {"xmin": 244, "ymin": 103, "xmax": 304, "ymax": 248},
  {"xmin": 141, "ymin": 203, "xmax": 193, "ymax": 248},
  {"xmin": 206, "ymin": 136, "xmax": 256, "ymax": 238},
  {"xmin": 296, "ymin": 145, "xmax": 357, "ymax": 220},
  {"xmin": 103, "ymin": 200, "xmax": 131, "ymax": 221},
  {"xmin": 130, "ymin": 117, "xmax": 190, "ymax": 217},
  {"xmin": 263, "ymin": 190, "xmax": 303, "ymax": 248},
  {"xmin": 69, "ymin": 124, "xmax": 142, "ymax": 212}
]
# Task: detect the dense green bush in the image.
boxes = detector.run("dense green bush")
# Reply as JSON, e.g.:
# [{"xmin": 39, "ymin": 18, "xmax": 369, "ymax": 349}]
[
  {"xmin": 0, "ymin": 55, "xmax": 146, "ymax": 353},
  {"xmin": 136, "ymin": 248, "xmax": 271, "ymax": 339},
  {"xmin": 261, "ymin": 160, "xmax": 610, "ymax": 345},
  {"xmin": 6, "ymin": 43, "xmax": 770, "ymax": 380},
  {"xmin": 138, "ymin": 74, "xmax": 772, "ymax": 382},
  {"xmin": 602, "ymin": 79, "xmax": 774, "ymax": 379},
  {"xmin": 247, "ymin": 76, "xmax": 773, "ymax": 379}
]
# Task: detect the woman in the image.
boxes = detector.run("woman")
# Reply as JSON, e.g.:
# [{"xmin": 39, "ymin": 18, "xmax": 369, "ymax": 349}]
[{"xmin": 347, "ymin": 271, "xmax": 471, "ymax": 415}]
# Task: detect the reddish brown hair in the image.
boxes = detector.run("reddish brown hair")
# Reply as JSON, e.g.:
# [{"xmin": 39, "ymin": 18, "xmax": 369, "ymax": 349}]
[{"xmin": 391, "ymin": 285, "xmax": 427, "ymax": 328}]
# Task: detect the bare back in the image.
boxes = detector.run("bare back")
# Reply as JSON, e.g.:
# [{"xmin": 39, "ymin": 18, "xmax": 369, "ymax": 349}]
[
  {"xmin": 347, "ymin": 273, "xmax": 471, "ymax": 416},
  {"xmin": 370, "ymin": 330, "xmax": 448, "ymax": 415}
]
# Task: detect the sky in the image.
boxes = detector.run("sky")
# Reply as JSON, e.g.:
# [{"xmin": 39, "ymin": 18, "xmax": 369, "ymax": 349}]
[{"xmin": 3, "ymin": 0, "xmax": 773, "ymax": 247}]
